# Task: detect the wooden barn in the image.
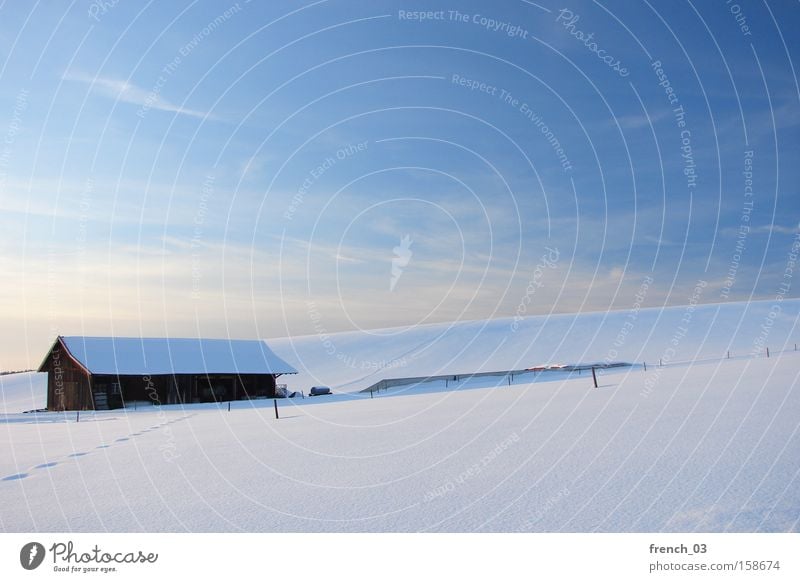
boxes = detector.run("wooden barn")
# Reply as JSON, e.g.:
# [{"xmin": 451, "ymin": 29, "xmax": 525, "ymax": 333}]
[{"xmin": 38, "ymin": 336, "xmax": 297, "ymax": 411}]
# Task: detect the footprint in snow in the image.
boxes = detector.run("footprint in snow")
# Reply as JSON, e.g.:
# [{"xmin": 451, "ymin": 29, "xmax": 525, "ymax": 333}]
[
  {"xmin": 33, "ymin": 462, "xmax": 58, "ymax": 469},
  {"xmin": 2, "ymin": 473, "xmax": 28, "ymax": 481},
  {"xmin": 96, "ymin": 445, "xmax": 110, "ymax": 449},
  {"xmin": 115, "ymin": 437, "xmax": 129, "ymax": 442},
  {"xmin": 69, "ymin": 452, "xmax": 88, "ymax": 458}
]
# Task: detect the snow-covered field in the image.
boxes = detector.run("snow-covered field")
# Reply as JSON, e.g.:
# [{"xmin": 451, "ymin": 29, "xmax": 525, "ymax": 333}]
[{"xmin": 1, "ymin": 300, "xmax": 798, "ymax": 532}]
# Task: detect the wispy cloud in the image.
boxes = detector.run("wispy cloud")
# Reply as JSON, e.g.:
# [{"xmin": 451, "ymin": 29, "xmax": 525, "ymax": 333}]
[
  {"xmin": 722, "ymin": 223, "xmax": 800, "ymax": 236},
  {"xmin": 62, "ymin": 70, "xmax": 212, "ymax": 119},
  {"xmin": 280, "ymin": 235, "xmax": 370, "ymax": 265},
  {"xmin": 615, "ymin": 109, "xmax": 671, "ymax": 130},
  {"xmin": 239, "ymin": 154, "xmax": 277, "ymax": 181},
  {"xmin": 749, "ymin": 223, "xmax": 800, "ymax": 235}
]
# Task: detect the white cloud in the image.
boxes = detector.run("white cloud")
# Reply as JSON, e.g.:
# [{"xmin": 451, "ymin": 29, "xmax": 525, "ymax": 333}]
[
  {"xmin": 748, "ymin": 223, "xmax": 799, "ymax": 235},
  {"xmin": 721, "ymin": 223, "xmax": 799, "ymax": 236},
  {"xmin": 62, "ymin": 70, "xmax": 212, "ymax": 120},
  {"xmin": 615, "ymin": 109, "xmax": 670, "ymax": 130}
]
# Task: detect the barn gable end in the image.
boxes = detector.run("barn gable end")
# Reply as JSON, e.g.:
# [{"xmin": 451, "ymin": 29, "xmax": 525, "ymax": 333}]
[{"xmin": 38, "ymin": 337, "xmax": 93, "ymax": 411}]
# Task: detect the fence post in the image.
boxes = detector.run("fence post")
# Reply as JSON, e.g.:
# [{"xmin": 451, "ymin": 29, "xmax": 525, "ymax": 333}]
[
  {"xmin": 591, "ymin": 367, "xmax": 598, "ymax": 389},
  {"xmin": 274, "ymin": 399, "xmax": 279, "ymax": 419},
  {"xmin": 643, "ymin": 362, "xmax": 647, "ymax": 372}
]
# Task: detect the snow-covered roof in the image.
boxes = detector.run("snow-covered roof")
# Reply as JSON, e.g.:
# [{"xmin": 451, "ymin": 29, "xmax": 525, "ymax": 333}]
[{"xmin": 50, "ymin": 336, "xmax": 297, "ymax": 376}]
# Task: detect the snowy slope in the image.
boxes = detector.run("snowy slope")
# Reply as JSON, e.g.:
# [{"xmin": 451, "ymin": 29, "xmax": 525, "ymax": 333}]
[
  {"xmin": 0, "ymin": 353, "xmax": 797, "ymax": 532},
  {"xmin": 268, "ymin": 299, "xmax": 800, "ymax": 393},
  {"xmin": 0, "ymin": 372, "xmax": 46, "ymax": 414}
]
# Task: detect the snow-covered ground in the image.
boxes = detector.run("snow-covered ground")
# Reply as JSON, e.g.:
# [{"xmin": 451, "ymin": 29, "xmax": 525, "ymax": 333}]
[{"xmin": 1, "ymin": 300, "xmax": 798, "ymax": 532}]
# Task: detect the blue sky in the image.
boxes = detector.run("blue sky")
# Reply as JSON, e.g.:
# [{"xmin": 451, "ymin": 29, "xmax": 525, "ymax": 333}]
[{"xmin": 0, "ymin": 0, "xmax": 798, "ymax": 369}]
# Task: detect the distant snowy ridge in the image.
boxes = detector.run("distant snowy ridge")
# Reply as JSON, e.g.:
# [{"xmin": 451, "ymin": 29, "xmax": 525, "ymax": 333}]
[
  {"xmin": 0, "ymin": 372, "xmax": 45, "ymax": 414},
  {"xmin": 268, "ymin": 299, "xmax": 800, "ymax": 393}
]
